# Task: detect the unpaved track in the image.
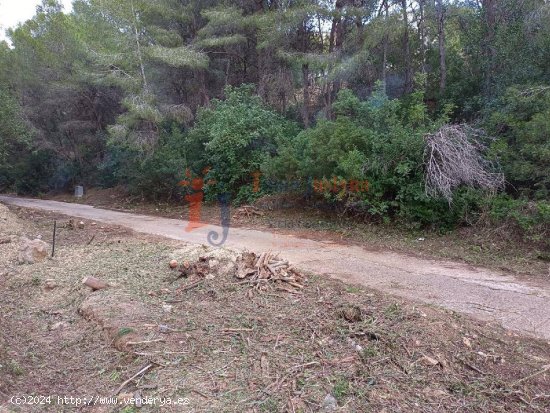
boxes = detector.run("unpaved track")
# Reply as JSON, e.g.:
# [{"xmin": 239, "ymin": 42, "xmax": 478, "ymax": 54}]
[{"xmin": 2, "ymin": 195, "xmax": 549, "ymax": 341}]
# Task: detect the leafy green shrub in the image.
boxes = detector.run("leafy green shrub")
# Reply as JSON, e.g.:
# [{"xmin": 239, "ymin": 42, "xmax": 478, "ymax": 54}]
[
  {"xmin": 486, "ymin": 195, "xmax": 550, "ymax": 246},
  {"xmin": 101, "ymin": 124, "xmax": 188, "ymax": 201},
  {"xmin": 11, "ymin": 150, "xmax": 56, "ymax": 195},
  {"xmin": 183, "ymin": 85, "xmax": 300, "ymax": 204},
  {"xmin": 487, "ymin": 85, "xmax": 550, "ymax": 199},
  {"xmin": 0, "ymin": 87, "xmax": 36, "ymax": 193},
  {"xmin": 264, "ymin": 87, "xmax": 463, "ymax": 228}
]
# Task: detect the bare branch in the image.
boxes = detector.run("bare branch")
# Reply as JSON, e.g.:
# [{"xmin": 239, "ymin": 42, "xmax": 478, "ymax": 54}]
[{"xmin": 424, "ymin": 124, "xmax": 504, "ymax": 202}]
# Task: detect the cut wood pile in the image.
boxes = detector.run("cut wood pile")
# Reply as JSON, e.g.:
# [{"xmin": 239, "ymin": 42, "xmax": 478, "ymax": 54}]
[
  {"xmin": 235, "ymin": 251, "xmax": 306, "ymax": 293},
  {"xmin": 168, "ymin": 247, "xmax": 306, "ymax": 294},
  {"xmin": 233, "ymin": 205, "xmax": 264, "ymax": 219}
]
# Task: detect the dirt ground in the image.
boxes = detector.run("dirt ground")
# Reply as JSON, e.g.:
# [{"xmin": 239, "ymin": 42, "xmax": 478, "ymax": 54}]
[
  {"xmin": 43, "ymin": 188, "xmax": 549, "ymax": 278},
  {"xmin": 1, "ymin": 204, "xmax": 549, "ymax": 412}
]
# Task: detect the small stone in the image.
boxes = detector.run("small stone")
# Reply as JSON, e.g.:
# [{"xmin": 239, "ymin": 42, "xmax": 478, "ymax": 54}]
[
  {"xmin": 77, "ymin": 221, "xmax": 85, "ymax": 229},
  {"xmin": 321, "ymin": 394, "xmax": 337, "ymax": 412},
  {"xmin": 162, "ymin": 304, "xmax": 173, "ymax": 313},
  {"xmin": 45, "ymin": 279, "xmax": 57, "ymax": 290},
  {"xmin": 50, "ymin": 321, "xmax": 67, "ymax": 331}
]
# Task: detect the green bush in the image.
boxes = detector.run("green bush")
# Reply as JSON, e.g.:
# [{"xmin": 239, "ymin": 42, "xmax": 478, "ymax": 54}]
[
  {"xmin": 264, "ymin": 87, "xmax": 463, "ymax": 228},
  {"xmin": 184, "ymin": 84, "xmax": 300, "ymax": 203},
  {"xmin": 101, "ymin": 124, "xmax": 188, "ymax": 201},
  {"xmin": 0, "ymin": 87, "xmax": 36, "ymax": 193},
  {"xmin": 486, "ymin": 195, "xmax": 550, "ymax": 246},
  {"xmin": 487, "ymin": 85, "xmax": 550, "ymax": 199}
]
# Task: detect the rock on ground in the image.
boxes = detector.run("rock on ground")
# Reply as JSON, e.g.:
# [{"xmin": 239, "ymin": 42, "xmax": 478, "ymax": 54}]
[{"xmin": 18, "ymin": 237, "xmax": 50, "ymax": 264}]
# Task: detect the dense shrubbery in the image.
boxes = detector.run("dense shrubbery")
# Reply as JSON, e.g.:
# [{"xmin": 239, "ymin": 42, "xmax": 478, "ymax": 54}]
[
  {"xmin": 0, "ymin": 87, "xmax": 52, "ymax": 195},
  {"xmin": 5, "ymin": 81, "xmax": 548, "ymax": 245},
  {"xmin": 183, "ymin": 85, "xmax": 300, "ymax": 204},
  {"xmin": 486, "ymin": 195, "xmax": 550, "ymax": 246},
  {"xmin": 264, "ymin": 87, "xmax": 475, "ymax": 228},
  {"xmin": 487, "ymin": 85, "xmax": 550, "ymax": 200},
  {"xmin": 99, "ymin": 125, "xmax": 188, "ymax": 201}
]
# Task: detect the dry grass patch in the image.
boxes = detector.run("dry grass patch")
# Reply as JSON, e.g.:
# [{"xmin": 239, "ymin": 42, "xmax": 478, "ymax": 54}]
[{"xmin": 0, "ymin": 204, "xmax": 549, "ymax": 412}]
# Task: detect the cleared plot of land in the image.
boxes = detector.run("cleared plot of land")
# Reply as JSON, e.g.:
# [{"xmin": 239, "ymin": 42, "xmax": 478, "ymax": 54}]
[
  {"xmin": 0, "ymin": 204, "xmax": 549, "ymax": 412},
  {"xmin": 1, "ymin": 195, "xmax": 550, "ymax": 342}
]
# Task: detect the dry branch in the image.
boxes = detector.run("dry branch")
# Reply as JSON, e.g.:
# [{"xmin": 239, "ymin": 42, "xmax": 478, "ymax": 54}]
[
  {"xmin": 114, "ymin": 363, "xmax": 154, "ymax": 395},
  {"xmin": 233, "ymin": 205, "xmax": 265, "ymax": 219},
  {"xmin": 235, "ymin": 251, "xmax": 305, "ymax": 293},
  {"xmin": 424, "ymin": 124, "xmax": 504, "ymax": 202}
]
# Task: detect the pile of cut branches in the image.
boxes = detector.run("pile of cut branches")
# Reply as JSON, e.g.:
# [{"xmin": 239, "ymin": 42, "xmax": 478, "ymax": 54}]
[
  {"xmin": 236, "ymin": 251, "xmax": 305, "ymax": 293},
  {"xmin": 233, "ymin": 205, "xmax": 264, "ymax": 219}
]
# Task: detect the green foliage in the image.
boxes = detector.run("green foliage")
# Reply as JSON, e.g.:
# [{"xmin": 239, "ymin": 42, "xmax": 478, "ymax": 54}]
[
  {"xmin": 0, "ymin": 88, "xmax": 31, "ymax": 163},
  {"xmin": 486, "ymin": 85, "xmax": 550, "ymax": 199},
  {"xmin": 146, "ymin": 45, "xmax": 208, "ymax": 69},
  {"xmin": 184, "ymin": 85, "xmax": 300, "ymax": 204},
  {"xmin": 6, "ymin": 150, "xmax": 56, "ymax": 195},
  {"xmin": 486, "ymin": 195, "xmax": 550, "ymax": 247},
  {"xmin": 265, "ymin": 88, "xmax": 459, "ymax": 227},
  {"xmin": 103, "ymin": 124, "xmax": 187, "ymax": 201},
  {"xmin": 0, "ymin": 86, "xmax": 37, "ymax": 192}
]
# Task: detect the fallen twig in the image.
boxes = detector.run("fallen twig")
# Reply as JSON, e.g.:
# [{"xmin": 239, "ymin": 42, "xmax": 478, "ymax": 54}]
[
  {"xmin": 114, "ymin": 363, "xmax": 154, "ymax": 395},
  {"xmin": 223, "ymin": 328, "xmax": 254, "ymax": 333},
  {"xmin": 126, "ymin": 338, "xmax": 165, "ymax": 346},
  {"xmin": 513, "ymin": 365, "xmax": 550, "ymax": 387}
]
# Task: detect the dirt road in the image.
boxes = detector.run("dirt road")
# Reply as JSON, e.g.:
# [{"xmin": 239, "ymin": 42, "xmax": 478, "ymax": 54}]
[{"xmin": 2, "ymin": 195, "xmax": 549, "ymax": 341}]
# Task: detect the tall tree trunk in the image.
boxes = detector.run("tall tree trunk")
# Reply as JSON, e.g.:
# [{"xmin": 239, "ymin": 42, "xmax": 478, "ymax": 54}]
[
  {"xmin": 318, "ymin": 14, "xmax": 324, "ymax": 51},
  {"xmin": 401, "ymin": 0, "xmax": 412, "ymax": 94},
  {"xmin": 327, "ymin": 0, "xmax": 346, "ymax": 118},
  {"xmin": 130, "ymin": 0, "xmax": 147, "ymax": 92},
  {"xmin": 481, "ymin": 0, "xmax": 497, "ymax": 93},
  {"xmin": 298, "ymin": 18, "xmax": 311, "ymax": 127},
  {"xmin": 419, "ymin": 0, "xmax": 427, "ymax": 74},
  {"xmin": 200, "ymin": 70, "xmax": 210, "ymax": 107},
  {"xmin": 381, "ymin": 0, "xmax": 389, "ymax": 94},
  {"xmin": 436, "ymin": 0, "xmax": 446, "ymax": 94},
  {"xmin": 302, "ymin": 64, "xmax": 310, "ymax": 128}
]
